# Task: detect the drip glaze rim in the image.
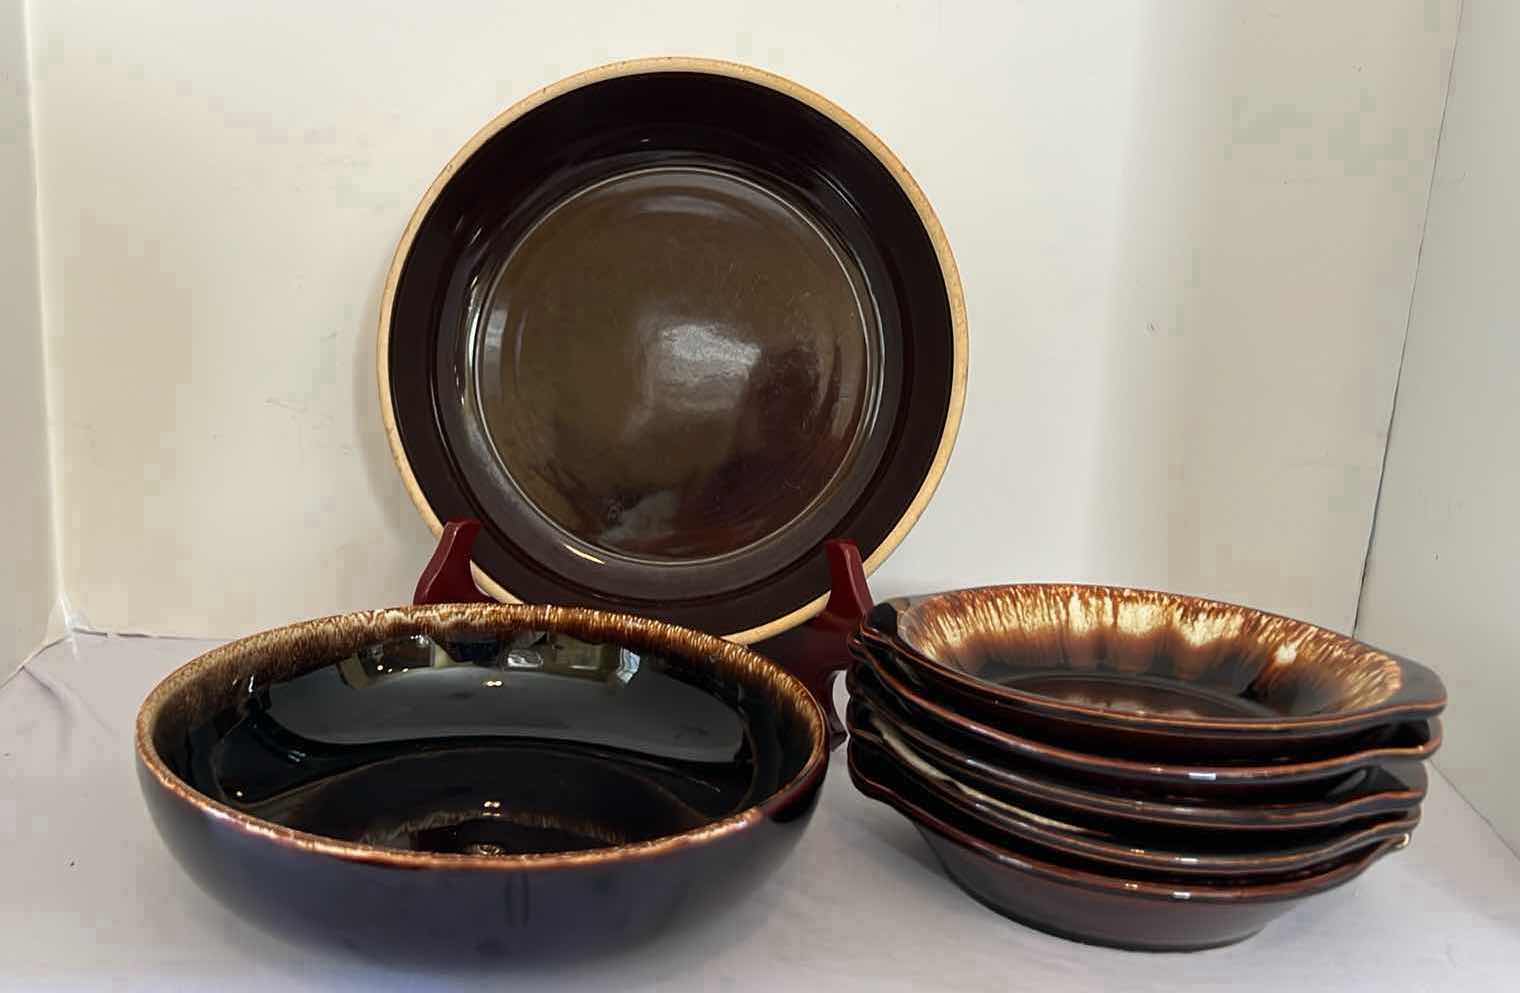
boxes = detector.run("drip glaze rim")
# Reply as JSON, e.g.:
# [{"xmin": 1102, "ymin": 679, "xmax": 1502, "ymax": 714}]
[
  {"xmin": 135, "ymin": 603, "xmax": 827, "ymax": 870},
  {"xmin": 872, "ymin": 583, "xmax": 1447, "ymax": 734}
]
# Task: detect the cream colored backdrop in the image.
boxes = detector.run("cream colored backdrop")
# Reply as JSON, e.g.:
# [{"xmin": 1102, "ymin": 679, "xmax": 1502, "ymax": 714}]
[
  {"xmin": 26, "ymin": 1, "xmax": 1458, "ymax": 638},
  {"xmin": 1356, "ymin": 0, "xmax": 1520, "ymax": 849},
  {"xmin": 1, "ymin": 0, "xmax": 58, "ymax": 675}
]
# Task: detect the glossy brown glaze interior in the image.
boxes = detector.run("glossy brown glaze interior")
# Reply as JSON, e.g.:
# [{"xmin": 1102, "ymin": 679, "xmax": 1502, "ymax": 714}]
[
  {"xmin": 474, "ymin": 164, "xmax": 882, "ymax": 567},
  {"xmin": 137, "ymin": 604, "xmax": 826, "ymax": 868},
  {"xmin": 886, "ymin": 586, "xmax": 1445, "ymax": 732}
]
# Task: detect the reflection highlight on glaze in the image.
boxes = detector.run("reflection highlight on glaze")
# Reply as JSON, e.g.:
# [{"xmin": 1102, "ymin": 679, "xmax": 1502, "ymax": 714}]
[
  {"xmin": 166, "ymin": 631, "xmax": 781, "ymax": 856},
  {"xmin": 466, "ymin": 164, "xmax": 882, "ymax": 564}
]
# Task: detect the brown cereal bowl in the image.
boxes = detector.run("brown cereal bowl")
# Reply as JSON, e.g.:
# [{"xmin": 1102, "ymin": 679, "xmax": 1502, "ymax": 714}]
[
  {"xmin": 847, "ymin": 741, "xmax": 1408, "ymax": 952},
  {"xmin": 862, "ymin": 587, "xmax": 1445, "ymax": 759},
  {"xmin": 847, "ymin": 642, "xmax": 1441, "ymax": 800},
  {"xmin": 848, "ymin": 695, "xmax": 1429, "ymax": 832},
  {"xmin": 135, "ymin": 604, "xmax": 828, "ymax": 964},
  {"xmin": 849, "ymin": 711, "xmax": 1421, "ymax": 878}
]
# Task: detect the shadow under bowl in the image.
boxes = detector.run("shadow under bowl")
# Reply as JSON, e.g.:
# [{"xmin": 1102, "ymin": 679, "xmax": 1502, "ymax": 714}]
[
  {"xmin": 863, "ymin": 585, "xmax": 1445, "ymax": 759},
  {"xmin": 135, "ymin": 604, "xmax": 827, "ymax": 965}
]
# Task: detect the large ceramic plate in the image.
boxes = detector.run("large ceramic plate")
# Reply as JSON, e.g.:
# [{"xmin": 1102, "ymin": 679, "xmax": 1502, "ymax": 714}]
[{"xmin": 380, "ymin": 59, "xmax": 967, "ymax": 642}]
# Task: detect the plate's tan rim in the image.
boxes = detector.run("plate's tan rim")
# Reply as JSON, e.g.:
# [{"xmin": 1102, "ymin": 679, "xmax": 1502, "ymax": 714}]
[
  {"xmin": 134, "ymin": 603, "xmax": 828, "ymax": 871},
  {"xmin": 376, "ymin": 55, "xmax": 968, "ymax": 644}
]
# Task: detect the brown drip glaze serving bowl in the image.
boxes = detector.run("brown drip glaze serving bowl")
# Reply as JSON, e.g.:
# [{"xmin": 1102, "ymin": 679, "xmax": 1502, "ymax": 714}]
[
  {"xmin": 135, "ymin": 604, "xmax": 828, "ymax": 964},
  {"xmin": 379, "ymin": 57, "xmax": 967, "ymax": 644},
  {"xmin": 860, "ymin": 588, "xmax": 1446, "ymax": 760},
  {"xmin": 849, "ymin": 709, "xmax": 1421, "ymax": 878},
  {"xmin": 848, "ymin": 641, "xmax": 1441, "ymax": 799},
  {"xmin": 849, "ymin": 695, "xmax": 1429, "ymax": 832},
  {"xmin": 847, "ymin": 741, "xmax": 1409, "ymax": 952}
]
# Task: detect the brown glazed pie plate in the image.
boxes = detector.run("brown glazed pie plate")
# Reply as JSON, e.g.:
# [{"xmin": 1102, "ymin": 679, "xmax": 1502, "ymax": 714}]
[
  {"xmin": 379, "ymin": 57, "xmax": 967, "ymax": 644},
  {"xmin": 849, "ymin": 695, "xmax": 1429, "ymax": 832},
  {"xmin": 849, "ymin": 711, "xmax": 1421, "ymax": 878},
  {"xmin": 136, "ymin": 603, "xmax": 828, "ymax": 964},
  {"xmin": 848, "ymin": 642, "xmax": 1441, "ymax": 799},
  {"xmin": 847, "ymin": 741, "xmax": 1408, "ymax": 952},
  {"xmin": 861, "ymin": 587, "xmax": 1445, "ymax": 759}
]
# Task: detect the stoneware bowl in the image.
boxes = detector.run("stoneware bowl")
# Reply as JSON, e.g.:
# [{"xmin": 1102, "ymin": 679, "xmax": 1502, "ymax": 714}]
[
  {"xmin": 848, "ymin": 641, "xmax": 1441, "ymax": 800},
  {"xmin": 379, "ymin": 57, "xmax": 967, "ymax": 644},
  {"xmin": 848, "ymin": 740, "xmax": 1408, "ymax": 952},
  {"xmin": 136, "ymin": 604, "xmax": 827, "ymax": 964},
  {"xmin": 849, "ymin": 695, "xmax": 1429, "ymax": 832},
  {"xmin": 849, "ymin": 708, "xmax": 1420, "ymax": 878},
  {"xmin": 862, "ymin": 587, "xmax": 1445, "ymax": 759}
]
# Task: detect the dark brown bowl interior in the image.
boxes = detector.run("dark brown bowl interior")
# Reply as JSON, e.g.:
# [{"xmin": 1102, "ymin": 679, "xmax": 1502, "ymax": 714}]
[{"xmin": 881, "ymin": 586, "xmax": 1445, "ymax": 733}]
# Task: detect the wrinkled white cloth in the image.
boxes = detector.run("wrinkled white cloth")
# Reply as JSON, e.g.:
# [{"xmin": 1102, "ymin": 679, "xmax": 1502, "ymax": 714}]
[{"xmin": 2, "ymin": 633, "xmax": 1517, "ymax": 992}]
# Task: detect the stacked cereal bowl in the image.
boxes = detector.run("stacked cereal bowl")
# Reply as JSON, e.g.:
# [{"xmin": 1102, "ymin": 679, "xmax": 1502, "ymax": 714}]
[{"xmin": 846, "ymin": 586, "xmax": 1445, "ymax": 951}]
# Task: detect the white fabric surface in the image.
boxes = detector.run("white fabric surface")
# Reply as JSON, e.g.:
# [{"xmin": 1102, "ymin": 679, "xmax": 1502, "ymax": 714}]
[{"xmin": 3, "ymin": 633, "xmax": 1517, "ymax": 991}]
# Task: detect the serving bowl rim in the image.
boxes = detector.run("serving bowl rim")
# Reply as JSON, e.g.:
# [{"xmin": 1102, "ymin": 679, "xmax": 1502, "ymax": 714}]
[{"xmin": 135, "ymin": 602, "xmax": 828, "ymax": 871}]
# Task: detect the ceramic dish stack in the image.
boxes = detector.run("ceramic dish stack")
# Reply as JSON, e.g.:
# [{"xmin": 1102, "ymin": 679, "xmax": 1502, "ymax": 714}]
[{"xmin": 845, "ymin": 585, "xmax": 1447, "ymax": 951}]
